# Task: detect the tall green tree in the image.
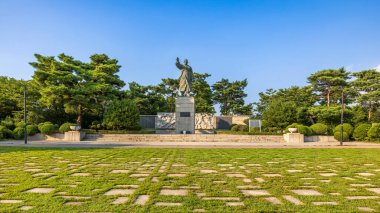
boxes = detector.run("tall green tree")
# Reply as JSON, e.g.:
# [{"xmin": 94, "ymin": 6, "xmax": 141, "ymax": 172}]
[
  {"xmin": 212, "ymin": 78, "xmax": 252, "ymax": 115},
  {"xmin": 156, "ymin": 78, "xmax": 179, "ymax": 112},
  {"xmin": 351, "ymin": 69, "xmax": 380, "ymax": 121},
  {"xmin": 0, "ymin": 77, "xmax": 24, "ymax": 119},
  {"xmin": 125, "ymin": 82, "xmax": 167, "ymax": 115},
  {"xmin": 30, "ymin": 53, "xmax": 125, "ymax": 126},
  {"xmin": 261, "ymin": 99, "xmax": 298, "ymax": 131},
  {"xmin": 254, "ymin": 86, "xmax": 317, "ymax": 118},
  {"xmin": 192, "ymin": 73, "xmax": 215, "ymax": 113},
  {"xmin": 307, "ymin": 68, "xmax": 350, "ymax": 109}
]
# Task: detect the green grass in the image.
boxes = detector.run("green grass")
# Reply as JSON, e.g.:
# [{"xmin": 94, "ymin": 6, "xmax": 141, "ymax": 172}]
[{"xmin": 0, "ymin": 147, "xmax": 379, "ymax": 212}]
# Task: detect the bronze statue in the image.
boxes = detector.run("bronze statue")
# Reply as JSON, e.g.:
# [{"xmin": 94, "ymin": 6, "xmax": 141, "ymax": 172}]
[{"xmin": 175, "ymin": 57, "xmax": 193, "ymax": 96}]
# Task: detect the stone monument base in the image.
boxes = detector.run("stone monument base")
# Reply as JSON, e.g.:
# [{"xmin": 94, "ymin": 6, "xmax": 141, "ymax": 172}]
[
  {"xmin": 175, "ymin": 96, "xmax": 195, "ymax": 134},
  {"xmin": 65, "ymin": 131, "xmax": 86, "ymax": 141},
  {"xmin": 283, "ymin": 133, "xmax": 304, "ymax": 144}
]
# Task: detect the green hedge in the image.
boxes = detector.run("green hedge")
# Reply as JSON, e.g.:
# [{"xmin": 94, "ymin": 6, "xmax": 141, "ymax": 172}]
[
  {"xmin": 334, "ymin": 131, "xmax": 349, "ymax": 142},
  {"xmin": 333, "ymin": 123, "xmax": 354, "ymax": 136},
  {"xmin": 59, "ymin": 123, "xmax": 73, "ymax": 133},
  {"xmin": 368, "ymin": 124, "xmax": 380, "ymax": 140},
  {"xmin": 38, "ymin": 122, "xmax": 56, "ymax": 135},
  {"xmin": 13, "ymin": 127, "xmax": 24, "ymax": 139},
  {"xmin": 26, "ymin": 124, "xmax": 39, "ymax": 136},
  {"xmin": 353, "ymin": 123, "xmax": 371, "ymax": 141},
  {"xmin": 231, "ymin": 124, "xmax": 249, "ymax": 132},
  {"xmin": 310, "ymin": 123, "xmax": 328, "ymax": 135}
]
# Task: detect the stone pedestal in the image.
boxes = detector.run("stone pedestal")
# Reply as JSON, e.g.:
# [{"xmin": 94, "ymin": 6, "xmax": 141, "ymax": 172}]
[
  {"xmin": 283, "ymin": 133, "xmax": 304, "ymax": 144},
  {"xmin": 175, "ymin": 97, "xmax": 195, "ymax": 134},
  {"xmin": 64, "ymin": 131, "xmax": 86, "ymax": 142}
]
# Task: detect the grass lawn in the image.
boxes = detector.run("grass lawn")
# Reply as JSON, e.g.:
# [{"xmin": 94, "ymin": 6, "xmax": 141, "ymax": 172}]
[{"xmin": 0, "ymin": 147, "xmax": 379, "ymax": 212}]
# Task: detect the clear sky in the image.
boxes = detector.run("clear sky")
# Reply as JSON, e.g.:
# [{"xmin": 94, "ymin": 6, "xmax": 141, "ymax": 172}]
[{"xmin": 0, "ymin": 0, "xmax": 379, "ymax": 106}]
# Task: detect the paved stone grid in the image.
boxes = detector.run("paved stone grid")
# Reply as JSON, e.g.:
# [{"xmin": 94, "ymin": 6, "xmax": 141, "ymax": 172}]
[{"xmin": 0, "ymin": 150, "xmax": 379, "ymax": 212}]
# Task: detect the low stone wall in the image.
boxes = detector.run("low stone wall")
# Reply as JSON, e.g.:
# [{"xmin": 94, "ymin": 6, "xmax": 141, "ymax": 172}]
[
  {"xmin": 305, "ymin": 135, "xmax": 337, "ymax": 142},
  {"xmin": 29, "ymin": 133, "xmax": 65, "ymax": 141},
  {"xmin": 29, "ymin": 132, "xmax": 86, "ymax": 141},
  {"xmin": 84, "ymin": 134, "xmax": 285, "ymax": 143}
]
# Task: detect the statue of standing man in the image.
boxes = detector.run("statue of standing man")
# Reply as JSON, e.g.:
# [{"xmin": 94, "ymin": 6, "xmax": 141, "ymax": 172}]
[{"xmin": 176, "ymin": 57, "xmax": 194, "ymax": 96}]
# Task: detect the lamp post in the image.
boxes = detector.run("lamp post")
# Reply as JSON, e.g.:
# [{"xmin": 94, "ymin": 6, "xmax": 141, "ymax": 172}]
[
  {"xmin": 340, "ymin": 88, "xmax": 344, "ymax": 146},
  {"xmin": 24, "ymin": 84, "xmax": 27, "ymax": 144}
]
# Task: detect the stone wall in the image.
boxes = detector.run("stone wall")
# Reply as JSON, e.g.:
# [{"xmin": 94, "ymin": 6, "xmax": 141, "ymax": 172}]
[
  {"xmin": 304, "ymin": 135, "xmax": 337, "ymax": 142},
  {"xmin": 151, "ymin": 114, "xmax": 251, "ymax": 130},
  {"xmin": 84, "ymin": 134, "xmax": 285, "ymax": 143},
  {"xmin": 231, "ymin": 116, "xmax": 250, "ymax": 125},
  {"xmin": 29, "ymin": 132, "xmax": 85, "ymax": 141}
]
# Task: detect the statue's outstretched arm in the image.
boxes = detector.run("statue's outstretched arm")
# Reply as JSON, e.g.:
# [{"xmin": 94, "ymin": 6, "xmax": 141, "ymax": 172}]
[{"xmin": 176, "ymin": 58, "xmax": 185, "ymax": 69}]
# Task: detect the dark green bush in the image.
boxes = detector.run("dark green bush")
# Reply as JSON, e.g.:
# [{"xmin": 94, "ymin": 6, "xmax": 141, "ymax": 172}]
[
  {"xmin": 296, "ymin": 125, "xmax": 313, "ymax": 136},
  {"xmin": 229, "ymin": 124, "xmax": 237, "ymax": 130},
  {"xmin": 368, "ymin": 124, "xmax": 380, "ymax": 140},
  {"xmin": 38, "ymin": 122, "xmax": 56, "ymax": 135},
  {"xmin": 16, "ymin": 121, "xmax": 25, "ymax": 128},
  {"xmin": 59, "ymin": 123, "xmax": 72, "ymax": 133},
  {"xmin": 310, "ymin": 123, "xmax": 328, "ymax": 135},
  {"xmin": 0, "ymin": 125, "xmax": 5, "ymax": 139},
  {"xmin": 103, "ymin": 99, "xmax": 141, "ymax": 130},
  {"xmin": 90, "ymin": 121, "xmax": 103, "ymax": 131},
  {"xmin": 333, "ymin": 123, "xmax": 354, "ymax": 136},
  {"xmin": 0, "ymin": 125, "xmax": 13, "ymax": 139},
  {"xmin": 231, "ymin": 124, "xmax": 249, "ymax": 132},
  {"xmin": 26, "ymin": 124, "xmax": 39, "ymax": 136},
  {"xmin": 334, "ymin": 131, "xmax": 349, "ymax": 142},
  {"xmin": 353, "ymin": 123, "xmax": 371, "ymax": 141},
  {"xmin": 250, "ymin": 127, "xmax": 261, "ymax": 133},
  {"xmin": 230, "ymin": 125, "xmax": 240, "ymax": 132},
  {"xmin": 13, "ymin": 127, "xmax": 24, "ymax": 139},
  {"xmin": 1, "ymin": 116, "xmax": 15, "ymax": 130},
  {"xmin": 241, "ymin": 125, "xmax": 249, "ymax": 132}
]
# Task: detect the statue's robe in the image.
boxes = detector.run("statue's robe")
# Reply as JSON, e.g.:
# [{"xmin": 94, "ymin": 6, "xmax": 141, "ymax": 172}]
[{"xmin": 176, "ymin": 62, "xmax": 193, "ymax": 96}]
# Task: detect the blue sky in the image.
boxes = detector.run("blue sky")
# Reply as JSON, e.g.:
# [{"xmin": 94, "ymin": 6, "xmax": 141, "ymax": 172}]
[{"xmin": 0, "ymin": 0, "xmax": 379, "ymax": 107}]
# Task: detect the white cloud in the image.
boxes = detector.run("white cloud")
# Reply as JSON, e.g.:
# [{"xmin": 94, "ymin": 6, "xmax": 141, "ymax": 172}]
[{"xmin": 375, "ymin": 64, "xmax": 380, "ymax": 72}]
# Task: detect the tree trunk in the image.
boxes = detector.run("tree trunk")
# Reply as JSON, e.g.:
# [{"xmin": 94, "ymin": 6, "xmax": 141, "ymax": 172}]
[
  {"xmin": 327, "ymin": 90, "xmax": 330, "ymax": 110},
  {"xmin": 76, "ymin": 104, "xmax": 82, "ymax": 126},
  {"xmin": 368, "ymin": 103, "xmax": 372, "ymax": 121}
]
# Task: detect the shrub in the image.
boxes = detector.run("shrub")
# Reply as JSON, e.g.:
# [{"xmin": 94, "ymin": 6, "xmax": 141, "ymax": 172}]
[
  {"xmin": 334, "ymin": 131, "xmax": 349, "ymax": 142},
  {"xmin": 0, "ymin": 125, "xmax": 4, "ymax": 139},
  {"xmin": 296, "ymin": 125, "xmax": 313, "ymax": 136},
  {"xmin": 250, "ymin": 127, "xmax": 260, "ymax": 133},
  {"xmin": 368, "ymin": 124, "xmax": 380, "ymax": 139},
  {"xmin": 103, "ymin": 99, "xmax": 141, "ymax": 130},
  {"xmin": 13, "ymin": 127, "xmax": 24, "ymax": 139},
  {"xmin": 16, "ymin": 121, "xmax": 25, "ymax": 128},
  {"xmin": 231, "ymin": 124, "xmax": 249, "ymax": 132},
  {"xmin": 1, "ymin": 116, "xmax": 15, "ymax": 130},
  {"xmin": 229, "ymin": 124, "xmax": 237, "ymax": 130},
  {"xmin": 90, "ymin": 121, "xmax": 103, "ymax": 131},
  {"xmin": 241, "ymin": 125, "xmax": 249, "ymax": 132},
  {"xmin": 0, "ymin": 125, "xmax": 13, "ymax": 139},
  {"xmin": 310, "ymin": 123, "xmax": 328, "ymax": 135},
  {"xmin": 353, "ymin": 123, "xmax": 371, "ymax": 141},
  {"xmin": 333, "ymin": 123, "xmax": 354, "ymax": 136},
  {"xmin": 38, "ymin": 122, "xmax": 56, "ymax": 135},
  {"xmin": 59, "ymin": 123, "xmax": 73, "ymax": 133},
  {"xmin": 26, "ymin": 124, "xmax": 39, "ymax": 136}
]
